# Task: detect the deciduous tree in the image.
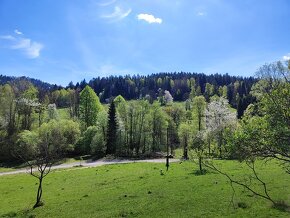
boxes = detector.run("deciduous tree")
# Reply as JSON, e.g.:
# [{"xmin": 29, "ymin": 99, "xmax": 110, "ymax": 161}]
[{"xmin": 79, "ymin": 85, "xmax": 102, "ymax": 128}]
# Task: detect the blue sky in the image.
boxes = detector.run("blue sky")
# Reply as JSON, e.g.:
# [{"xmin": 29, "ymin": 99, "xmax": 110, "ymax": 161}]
[{"xmin": 0, "ymin": 0, "xmax": 290, "ymax": 85}]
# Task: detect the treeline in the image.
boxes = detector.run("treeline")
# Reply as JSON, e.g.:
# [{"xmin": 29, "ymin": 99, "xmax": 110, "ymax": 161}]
[
  {"xmin": 1, "ymin": 72, "xmax": 257, "ymax": 114},
  {"xmin": 79, "ymin": 72, "xmax": 257, "ymax": 107},
  {"xmin": 0, "ymin": 75, "xmax": 61, "ymax": 92},
  {"xmin": 47, "ymin": 73, "xmax": 257, "ymax": 120}
]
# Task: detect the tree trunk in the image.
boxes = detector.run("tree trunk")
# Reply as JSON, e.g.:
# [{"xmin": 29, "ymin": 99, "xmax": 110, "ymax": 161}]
[
  {"xmin": 34, "ymin": 176, "xmax": 43, "ymax": 208},
  {"xmin": 183, "ymin": 137, "xmax": 188, "ymax": 160},
  {"xmin": 199, "ymin": 156, "xmax": 202, "ymax": 173},
  {"xmin": 166, "ymin": 127, "xmax": 169, "ymax": 171},
  {"xmin": 208, "ymin": 138, "xmax": 211, "ymax": 155},
  {"xmin": 142, "ymin": 136, "xmax": 146, "ymax": 154},
  {"xmin": 217, "ymin": 130, "xmax": 223, "ymax": 158}
]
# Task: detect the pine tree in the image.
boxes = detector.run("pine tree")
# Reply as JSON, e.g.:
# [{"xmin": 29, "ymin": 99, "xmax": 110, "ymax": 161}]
[
  {"xmin": 237, "ymin": 96, "xmax": 244, "ymax": 119},
  {"xmin": 106, "ymin": 101, "xmax": 118, "ymax": 155}
]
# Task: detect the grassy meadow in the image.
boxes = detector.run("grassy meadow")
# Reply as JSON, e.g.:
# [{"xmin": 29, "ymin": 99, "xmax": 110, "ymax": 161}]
[{"xmin": 0, "ymin": 160, "xmax": 289, "ymax": 218}]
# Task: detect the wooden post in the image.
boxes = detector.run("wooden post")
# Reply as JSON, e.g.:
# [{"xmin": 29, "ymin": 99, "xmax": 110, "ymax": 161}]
[{"xmin": 166, "ymin": 126, "xmax": 169, "ymax": 171}]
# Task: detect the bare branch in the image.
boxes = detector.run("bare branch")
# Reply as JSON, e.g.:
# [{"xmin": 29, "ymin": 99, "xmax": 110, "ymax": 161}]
[{"xmin": 203, "ymin": 160, "xmax": 276, "ymax": 205}]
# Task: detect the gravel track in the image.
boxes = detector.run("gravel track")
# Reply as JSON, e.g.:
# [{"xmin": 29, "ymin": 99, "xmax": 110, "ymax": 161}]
[{"xmin": 0, "ymin": 158, "xmax": 180, "ymax": 176}]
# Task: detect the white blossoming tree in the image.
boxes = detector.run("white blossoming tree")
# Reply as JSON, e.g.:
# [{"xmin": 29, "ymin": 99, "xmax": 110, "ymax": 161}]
[
  {"xmin": 164, "ymin": 90, "xmax": 173, "ymax": 105},
  {"xmin": 205, "ymin": 97, "xmax": 236, "ymax": 157}
]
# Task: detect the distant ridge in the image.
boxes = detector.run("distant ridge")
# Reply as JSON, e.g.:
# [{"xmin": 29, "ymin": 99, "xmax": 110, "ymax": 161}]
[{"xmin": 0, "ymin": 74, "xmax": 61, "ymax": 91}]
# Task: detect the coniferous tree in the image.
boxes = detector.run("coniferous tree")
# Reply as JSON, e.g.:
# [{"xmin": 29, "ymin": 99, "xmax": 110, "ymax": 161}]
[
  {"xmin": 237, "ymin": 96, "xmax": 244, "ymax": 119},
  {"xmin": 106, "ymin": 101, "xmax": 118, "ymax": 155}
]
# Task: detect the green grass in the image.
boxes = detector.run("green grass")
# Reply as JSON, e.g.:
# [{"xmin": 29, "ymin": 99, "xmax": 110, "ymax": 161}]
[
  {"xmin": 0, "ymin": 160, "xmax": 289, "ymax": 218},
  {"xmin": 0, "ymin": 167, "xmax": 14, "ymax": 173}
]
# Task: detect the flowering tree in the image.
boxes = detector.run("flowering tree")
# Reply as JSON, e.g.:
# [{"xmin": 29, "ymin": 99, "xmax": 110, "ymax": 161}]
[
  {"xmin": 164, "ymin": 90, "xmax": 173, "ymax": 105},
  {"xmin": 47, "ymin": 103, "xmax": 58, "ymax": 120},
  {"xmin": 205, "ymin": 97, "xmax": 236, "ymax": 157}
]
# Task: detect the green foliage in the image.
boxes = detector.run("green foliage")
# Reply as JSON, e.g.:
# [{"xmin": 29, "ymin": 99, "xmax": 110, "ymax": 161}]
[
  {"xmin": 75, "ymin": 118, "xmax": 106, "ymax": 157},
  {"xmin": 22, "ymin": 85, "xmax": 38, "ymax": 100},
  {"xmin": 230, "ymin": 61, "xmax": 290, "ymax": 167},
  {"xmin": 79, "ymin": 85, "xmax": 102, "ymax": 128},
  {"xmin": 15, "ymin": 119, "xmax": 80, "ymax": 209},
  {"xmin": 228, "ymin": 116, "xmax": 268, "ymax": 160},
  {"xmin": 38, "ymin": 120, "xmax": 80, "ymax": 154},
  {"xmin": 0, "ymin": 84, "xmax": 16, "ymax": 135},
  {"xmin": 192, "ymin": 96, "xmax": 206, "ymax": 131},
  {"xmin": 150, "ymin": 103, "xmax": 169, "ymax": 152},
  {"xmin": 76, "ymin": 126, "xmax": 99, "ymax": 155},
  {"xmin": 178, "ymin": 122, "xmax": 192, "ymax": 159},
  {"xmin": 91, "ymin": 133, "xmax": 106, "ymax": 158},
  {"xmin": 93, "ymin": 110, "xmax": 107, "ymax": 156},
  {"xmin": 17, "ymin": 130, "xmax": 39, "ymax": 159},
  {"xmin": 113, "ymin": 95, "xmax": 126, "ymax": 107}
]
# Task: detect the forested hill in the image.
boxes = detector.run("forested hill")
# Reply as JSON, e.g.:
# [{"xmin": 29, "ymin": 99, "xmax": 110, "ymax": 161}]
[
  {"xmin": 0, "ymin": 75, "xmax": 61, "ymax": 91},
  {"xmin": 77, "ymin": 72, "xmax": 257, "ymax": 109},
  {"xmin": 1, "ymin": 72, "xmax": 257, "ymax": 111}
]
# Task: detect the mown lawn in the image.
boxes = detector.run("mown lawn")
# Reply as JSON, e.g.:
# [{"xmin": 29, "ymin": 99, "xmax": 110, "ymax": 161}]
[{"xmin": 0, "ymin": 160, "xmax": 289, "ymax": 217}]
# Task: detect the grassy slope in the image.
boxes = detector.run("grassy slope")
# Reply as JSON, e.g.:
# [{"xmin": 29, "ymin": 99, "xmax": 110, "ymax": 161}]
[{"xmin": 0, "ymin": 160, "xmax": 289, "ymax": 218}]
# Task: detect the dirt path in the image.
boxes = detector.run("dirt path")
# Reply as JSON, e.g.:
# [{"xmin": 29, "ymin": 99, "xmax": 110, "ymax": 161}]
[{"xmin": 0, "ymin": 158, "xmax": 180, "ymax": 176}]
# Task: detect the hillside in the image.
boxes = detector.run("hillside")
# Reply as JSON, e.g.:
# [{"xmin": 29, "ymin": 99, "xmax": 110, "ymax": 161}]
[
  {"xmin": 0, "ymin": 72, "xmax": 257, "ymax": 110},
  {"xmin": 0, "ymin": 75, "xmax": 61, "ymax": 92}
]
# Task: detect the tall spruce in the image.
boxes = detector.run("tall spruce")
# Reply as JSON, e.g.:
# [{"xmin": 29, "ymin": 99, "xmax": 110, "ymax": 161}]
[{"xmin": 106, "ymin": 101, "xmax": 118, "ymax": 155}]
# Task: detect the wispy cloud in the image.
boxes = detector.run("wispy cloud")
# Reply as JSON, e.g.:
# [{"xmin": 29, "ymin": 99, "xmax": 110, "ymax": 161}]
[
  {"xmin": 197, "ymin": 12, "xmax": 206, "ymax": 16},
  {"xmin": 101, "ymin": 6, "xmax": 131, "ymax": 21},
  {"xmin": 137, "ymin": 14, "xmax": 162, "ymax": 24},
  {"xmin": 12, "ymin": 39, "xmax": 43, "ymax": 58},
  {"xmin": 0, "ymin": 31, "xmax": 43, "ymax": 58},
  {"xmin": 98, "ymin": 0, "xmax": 117, "ymax": 7},
  {"xmin": 0, "ymin": 35, "xmax": 15, "ymax": 40},
  {"xmin": 282, "ymin": 54, "xmax": 290, "ymax": 61},
  {"xmin": 14, "ymin": 29, "xmax": 23, "ymax": 35}
]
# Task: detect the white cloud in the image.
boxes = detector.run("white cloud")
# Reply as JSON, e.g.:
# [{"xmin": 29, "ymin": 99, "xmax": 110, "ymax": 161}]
[
  {"xmin": 14, "ymin": 29, "xmax": 23, "ymax": 35},
  {"xmin": 282, "ymin": 54, "xmax": 290, "ymax": 61},
  {"xmin": 11, "ymin": 38, "xmax": 30, "ymax": 49},
  {"xmin": 26, "ymin": 42, "xmax": 43, "ymax": 58},
  {"xmin": 137, "ymin": 13, "xmax": 162, "ymax": 24},
  {"xmin": 101, "ymin": 6, "xmax": 131, "ymax": 21},
  {"xmin": 0, "ymin": 33, "xmax": 43, "ymax": 58}
]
